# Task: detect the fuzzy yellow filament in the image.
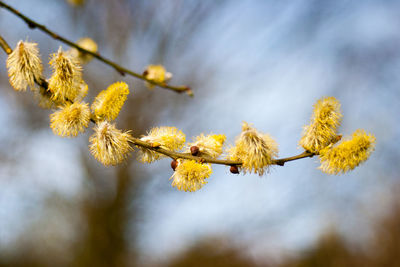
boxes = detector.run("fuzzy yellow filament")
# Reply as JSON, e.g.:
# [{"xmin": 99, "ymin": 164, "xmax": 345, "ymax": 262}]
[
  {"xmin": 187, "ymin": 134, "xmax": 226, "ymax": 158},
  {"xmin": 143, "ymin": 65, "xmax": 172, "ymax": 89},
  {"xmin": 228, "ymin": 122, "xmax": 278, "ymax": 175},
  {"xmin": 170, "ymin": 160, "xmax": 212, "ymax": 192},
  {"xmin": 48, "ymin": 47, "xmax": 83, "ymax": 103},
  {"xmin": 138, "ymin": 126, "xmax": 186, "ymax": 163},
  {"xmin": 319, "ymin": 130, "xmax": 376, "ymax": 174},
  {"xmin": 89, "ymin": 121, "xmax": 134, "ymax": 166},
  {"xmin": 6, "ymin": 41, "xmax": 43, "ymax": 91},
  {"xmin": 300, "ymin": 97, "xmax": 342, "ymax": 153},
  {"xmin": 50, "ymin": 102, "xmax": 91, "ymax": 137},
  {"xmin": 91, "ymin": 81, "xmax": 129, "ymax": 122}
]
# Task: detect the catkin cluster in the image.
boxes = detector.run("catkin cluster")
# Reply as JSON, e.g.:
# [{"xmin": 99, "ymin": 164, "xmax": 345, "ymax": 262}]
[
  {"xmin": 4, "ymin": 38, "xmax": 376, "ymax": 193},
  {"xmin": 300, "ymin": 97, "xmax": 376, "ymax": 174},
  {"xmin": 6, "ymin": 40, "xmax": 134, "ymax": 166}
]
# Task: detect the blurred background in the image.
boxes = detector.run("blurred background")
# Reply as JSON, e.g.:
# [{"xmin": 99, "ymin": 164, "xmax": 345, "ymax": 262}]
[{"xmin": 0, "ymin": 0, "xmax": 399, "ymax": 266}]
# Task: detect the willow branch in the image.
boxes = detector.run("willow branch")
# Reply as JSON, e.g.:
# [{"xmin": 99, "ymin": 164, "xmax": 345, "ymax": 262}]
[
  {"xmin": 129, "ymin": 139, "xmax": 315, "ymax": 167},
  {"xmin": 0, "ymin": 1, "xmax": 192, "ymax": 96},
  {"xmin": 0, "ymin": 34, "xmax": 314, "ymax": 168}
]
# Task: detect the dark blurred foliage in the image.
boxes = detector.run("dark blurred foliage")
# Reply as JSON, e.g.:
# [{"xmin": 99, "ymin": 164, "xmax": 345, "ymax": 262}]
[
  {"xmin": 280, "ymin": 189, "xmax": 400, "ymax": 267},
  {"xmin": 165, "ymin": 238, "xmax": 258, "ymax": 267},
  {"xmin": 163, "ymin": 189, "xmax": 400, "ymax": 267}
]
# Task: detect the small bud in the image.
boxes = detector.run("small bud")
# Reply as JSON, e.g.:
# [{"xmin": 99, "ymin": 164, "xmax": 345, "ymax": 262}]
[
  {"xmin": 27, "ymin": 22, "xmax": 36, "ymax": 29},
  {"xmin": 230, "ymin": 165, "xmax": 239, "ymax": 174},
  {"xmin": 332, "ymin": 134, "xmax": 342, "ymax": 144},
  {"xmin": 143, "ymin": 65, "xmax": 171, "ymax": 89},
  {"xmin": 151, "ymin": 142, "xmax": 161, "ymax": 148},
  {"xmin": 171, "ymin": 160, "xmax": 178, "ymax": 171},
  {"xmin": 190, "ymin": 146, "xmax": 200, "ymax": 156},
  {"xmin": 184, "ymin": 86, "xmax": 194, "ymax": 97}
]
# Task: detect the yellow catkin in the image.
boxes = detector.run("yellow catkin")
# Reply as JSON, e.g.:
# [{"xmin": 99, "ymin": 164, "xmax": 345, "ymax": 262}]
[
  {"xmin": 76, "ymin": 80, "xmax": 89, "ymax": 101},
  {"xmin": 138, "ymin": 126, "xmax": 186, "ymax": 163},
  {"xmin": 89, "ymin": 121, "xmax": 133, "ymax": 166},
  {"xmin": 300, "ymin": 97, "xmax": 342, "ymax": 153},
  {"xmin": 143, "ymin": 65, "xmax": 172, "ymax": 89},
  {"xmin": 68, "ymin": 37, "xmax": 98, "ymax": 64},
  {"xmin": 187, "ymin": 134, "xmax": 226, "ymax": 158},
  {"xmin": 6, "ymin": 41, "xmax": 43, "ymax": 91},
  {"xmin": 48, "ymin": 47, "xmax": 83, "ymax": 103},
  {"xmin": 50, "ymin": 102, "xmax": 91, "ymax": 137},
  {"xmin": 91, "ymin": 81, "xmax": 129, "ymax": 121},
  {"xmin": 227, "ymin": 122, "xmax": 278, "ymax": 176},
  {"xmin": 319, "ymin": 129, "xmax": 376, "ymax": 174},
  {"xmin": 170, "ymin": 160, "xmax": 212, "ymax": 192}
]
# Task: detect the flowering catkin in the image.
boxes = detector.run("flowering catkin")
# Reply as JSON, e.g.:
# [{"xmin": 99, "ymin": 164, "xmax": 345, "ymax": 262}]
[
  {"xmin": 227, "ymin": 122, "xmax": 278, "ymax": 175},
  {"xmin": 300, "ymin": 97, "xmax": 342, "ymax": 153},
  {"xmin": 319, "ymin": 129, "xmax": 376, "ymax": 174},
  {"xmin": 91, "ymin": 82, "xmax": 129, "ymax": 121},
  {"xmin": 143, "ymin": 65, "xmax": 172, "ymax": 89},
  {"xmin": 68, "ymin": 37, "xmax": 98, "ymax": 64},
  {"xmin": 50, "ymin": 102, "xmax": 91, "ymax": 137},
  {"xmin": 138, "ymin": 126, "xmax": 186, "ymax": 163},
  {"xmin": 48, "ymin": 47, "xmax": 83, "ymax": 103},
  {"xmin": 187, "ymin": 134, "xmax": 226, "ymax": 158},
  {"xmin": 170, "ymin": 160, "xmax": 212, "ymax": 192},
  {"xmin": 89, "ymin": 121, "xmax": 134, "ymax": 166},
  {"xmin": 6, "ymin": 41, "xmax": 43, "ymax": 91}
]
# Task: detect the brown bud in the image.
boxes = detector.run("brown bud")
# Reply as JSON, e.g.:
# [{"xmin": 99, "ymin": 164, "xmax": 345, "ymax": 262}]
[
  {"xmin": 184, "ymin": 86, "xmax": 194, "ymax": 97},
  {"xmin": 117, "ymin": 69, "xmax": 126, "ymax": 76},
  {"xmin": 190, "ymin": 146, "xmax": 200, "ymax": 156},
  {"xmin": 171, "ymin": 160, "xmax": 178, "ymax": 171},
  {"xmin": 332, "ymin": 135, "xmax": 343, "ymax": 144},
  {"xmin": 143, "ymin": 70, "xmax": 149, "ymax": 76},
  {"xmin": 230, "ymin": 165, "xmax": 239, "ymax": 174}
]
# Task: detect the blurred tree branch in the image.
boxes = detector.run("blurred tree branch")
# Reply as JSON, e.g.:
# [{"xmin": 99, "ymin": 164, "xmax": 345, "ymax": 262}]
[{"xmin": 0, "ymin": 0, "xmax": 192, "ymax": 96}]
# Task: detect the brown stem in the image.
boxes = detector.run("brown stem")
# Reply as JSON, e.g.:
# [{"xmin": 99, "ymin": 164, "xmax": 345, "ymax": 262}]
[
  {"xmin": 0, "ymin": 35, "xmax": 12, "ymax": 54},
  {"xmin": 130, "ymin": 137, "xmax": 315, "ymax": 167},
  {"xmin": 0, "ymin": 1, "xmax": 192, "ymax": 96}
]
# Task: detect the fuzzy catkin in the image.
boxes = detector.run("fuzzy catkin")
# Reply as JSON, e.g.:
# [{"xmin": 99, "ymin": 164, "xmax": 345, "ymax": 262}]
[
  {"xmin": 319, "ymin": 129, "xmax": 376, "ymax": 174},
  {"xmin": 228, "ymin": 122, "xmax": 278, "ymax": 175},
  {"xmin": 50, "ymin": 102, "xmax": 91, "ymax": 137},
  {"xmin": 6, "ymin": 41, "xmax": 43, "ymax": 91},
  {"xmin": 170, "ymin": 160, "xmax": 212, "ymax": 192},
  {"xmin": 89, "ymin": 121, "xmax": 134, "ymax": 166},
  {"xmin": 300, "ymin": 97, "xmax": 342, "ymax": 153},
  {"xmin": 48, "ymin": 47, "xmax": 83, "ymax": 103},
  {"xmin": 187, "ymin": 134, "xmax": 226, "ymax": 158},
  {"xmin": 138, "ymin": 126, "xmax": 186, "ymax": 163},
  {"xmin": 91, "ymin": 81, "xmax": 129, "ymax": 121}
]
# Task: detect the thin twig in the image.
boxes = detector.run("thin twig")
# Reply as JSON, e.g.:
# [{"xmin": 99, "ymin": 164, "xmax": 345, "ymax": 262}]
[
  {"xmin": 0, "ymin": 34, "xmax": 315, "ymax": 168},
  {"xmin": 0, "ymin": 35, "xmax": 12, "ymax": 54},
  {"xmin": 0, "ymin": 1, "xmax": 193, "ymax": 96},
  {"xmin": 129, "ymin": 138, "xmax": 315, "ymax": 166}
]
